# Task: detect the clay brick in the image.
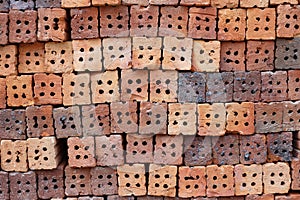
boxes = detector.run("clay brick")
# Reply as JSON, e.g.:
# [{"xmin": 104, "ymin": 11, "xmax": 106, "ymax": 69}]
[
  {"xmin": 246, "ymin": 194, "xmax": 274, "ymax": 200},
  {"xmin": 117, "ymin": 164, "xmax": 146, "ymax": 196},
  {"xmin": 130, "ymin": 5, "xmax": 158, "ymax": 37},
  {"xmin": 9, "ymin": 171, "xmax": 37, "ymax": 200},
  {"xmin": 26, "ymin": 105, "xmax": 54, "ymax": 138},
  {"xmin": 149, "ymin": 0, "xmax": 177, "ymax": 5},
  {"xmin": 9, "ymin": 10, "xmax": 37, "ymax": 43},
  {"xmin": 0, "ymin": 109, "xmax": 26, "ymax": 139},
  {"xmin": 220, "ymin": 42, "xmax": 246, "ymax": 71},
  {"xmin": 206, "ymin": 72, "xmax": 233, "ymax": 102},
  {"xmin": 181, "ymin": 0, "xmax": 209, "ymax": 5},
  {"xmin": 81, "ymin": 104, "xmax": 110, "ymax": 137},
  {"xmin": 36, "ymin": 0, "xmax": 62, "ymax": 8},
  {"xmin": 188, "ymin": 7, "xmax": 217, "ymax": 39},
  {"xmin": 283, "ymin": 101, "xmax": 300, "ymax": 131},
  {"xmin": 149, "ymin": 70, "xmax": 178, "ymax": 102},
  {"xmin": 246, "ymin": 8, "xmax": 276, "ymax": 40},
  {"xmin": 62, "ymin": 0, "xmax": 90, "ymax": 7},
  {"xmin": 93, "ymin": 0, "xmax": 121, "ymax": 5},
  {"xmin": 0, "ymin": 1, "xmax": 9, "ymax": 12},
  {"xmin": 291, "ymin": 159, "xmax": 300, "ymax": 190},
  {"xmin": 233, "ymin": 71, "xmax": 261, "ymax": 102},
  {"xmin": 6, "ymin": 75, "xmax": 33, "ymax": 107},
  {"xmin": 0, "ymin": 14, "xmax": 8, "ymax": 45},
  {"xmin": 276, "ymin": 194, "xmax": 300, "ymax": 200},
  {"xmin": 65, "ymin": 166, "xmax": 91, "ymax": 196},
  {"xmin": 154, "ymin": 135, "xmax": 183, "ymax": 165},
  {"xmin": 62, "ymin": 73, "xmax": 91, "ymax": 105},
  {"xmin": 37, "ymin": 163, "xmax": 65, "ymax": 199},
  {"xmin": 198, "ymin": 103, "xmax": 226, "ymax": 136},
  {"xmin": 178, "ymin": 166, "xmax": 206, "ymax": 198},
  {"xmin": 263, "ymin": 162, "xmax": 291, "ymax": 194},
  {"xmin": 33, "ymin": 73, "xmax": 62, "ymax": 105},
  {"xmin": 192, "ymin": 198, "xmax": 218, "ymax": 200},
  {"xmin": 121, "ymin": 69, "xmax": 148, "ymax": 101},
  {"xmin": 148, "ymin": 164, "xmax": 177, "ymax": 197},
  {"xmin": 212, "ymin": 135, "xmax": 239, "ymax": 165},
  {"xmin": 270, "ymin": 0, "xmax": 298, "ymax": 4},
  {"xmin": 132, "ymin": 37, "xmax": 162, "ymax": 70},
  {"xmin": 226, "ymin": 102, "xmax": 255, "ymax": 135},
  {"xmin": 267, "ymin": 132, "xmax": 293, "ymax": 162},
  {"xmin": 10, "ymin": 0, "xmax": 35, "ymax": 10},
  {"xmin": 240, "ymin": 134, "xmax": 267, "ymax": 164},
  {"xmin": 137, "ymin": 197, "xmax": 163, "ymax": 200},
  {"xmin": 139, "ymin": 102, "xmax": 167, "ymax": 135},
  {"xmin": 235, "ymin": 164, "xmax": 263, "ymax": 195},
  {"xmin": 45, "ymin": 42, "xmax": 73, "ymax": 73},
  {"xmin": 110, "ymin": 101, "xmax": 138, "ymax": 133},
  {"xmin": 19, "ymin": 43, "xmax": 46, "ymax": 73},
  {"xmin": 0, "ymin": 172, "xmax": 9, "ymax": 200},
  {"xmin": 255, "ymin": 102, "xmax": 283, "ymax": 133},
  {"xmin": 107, "ymin": 195, "xmax": 135, "ymax": 200},
  {"xmin": 206, "ymin": 165, "xmax": 234, "ymax": 197},
  {"xmin": 100, "ymin": 6, "xmax": 129, "ymax": 37},
  {"xmin": 0, "ymin": 45, "xmax": 17, "ymax": 76},
  {"xmin": 126, "ymin": 134, "xmax": 154, "ymax": 163},
  {"xmin": 275, "ymin": 38, "xmax": 300, "ymax": 70},
  {"xmin": 0, "ymin": 78, "xmax": 5, "ymax": 108},
  {"xmin": 288, "ymin": 70, "xmax": 300, "ymax": 100},
  {"xmin": 95, "ymin": 135, "xmax": 124, "ymax": 166},
  {"xmin": 184, "ymin": 136, "xmax": 212, "ymax": 166},
  {"xmin": 102, "ymin": 38, "xmax": 131, "ymax": 70},
  {"xmin": 211, "ymin": 0, "xmax": 238, "ymax": 8},
  {"xmin": 68, "ymin": 137, "xmax": 96, "ymax": 168},
  {"xmin": 91, "ymin": 167, "xmax": 118, "ymax": 196},
  {"xmin": 159, "ymin": 6, "xmax": 188, "ymax": 37},
  {"xmin": 79, "ymin": 197, "xmax": 104, "ymax": 200},
  {"xmin": 53, "ymin": 106, "xmax": 82, "ymax": 138},
  {"xmin": 218, "ymin": 9, "xmax": 246, "ymax": 41},
  {"xmin": 123, "ymin": 0, "xmax": 149, "ymax": 5},
  {"xmin": 246, "ymin": 41, "xmax": 274, "ymax": 71},
  {"xmin": 261, "ymin": 71, "xmax": 287, "ymax": 102},
  {"xmin": 277, "ymin": 5, "xmax": 300, "ymax": 38},
  {"xmin": 192, "ymin": 40, "xmax": 220, "ymax": 72},
  {"xmin": 240, "ymin": 0, "xmax": 268, "ymax": 7},
  {"xmin": 1, "ymin": 140, "xmax": 27, "ymax": 172},
  {"xmin": 168, "ymin": 103, "xmax": 197, "ymax": 135},
  {"xmin": 72, "ymin": 39, "xmax": 102, "ymax": 71},
  {"xmin": 219, "ymin": 198, "xmax": 244, "ymax": 200}
]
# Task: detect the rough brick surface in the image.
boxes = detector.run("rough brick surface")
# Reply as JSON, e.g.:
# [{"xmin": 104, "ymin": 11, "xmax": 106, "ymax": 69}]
[
  {"xmin": 288, "ymin": 70, "xmax": 300, "ymax": 100},
  {"xmin": 240, "ymin": 0, "xmax": 268, "ymax": 7},
  {"xmin": 267, "ymin": 132, "xmax": 293, "ymax": 162},
  {"xmin": 0, "ymin": 13, "xmax": 8, "ymax": 45},
  {"xmin": 275, "ymin": 194, "xmax": 300, "ymax": 200},
  {"xmin": 0, "ymin": 1, "xmax": 9, "ymax": 12},
  {"xmin": 126, "ymin": 134, "xmax": 153, "ymax": 163},
  {"xmin": 36, "ymin": 0, "xmax": 62, "ymax": 8},
  {"xmin": 0, "ymin": 109, "xmax": 26, "ymax": 139},
  {"xmin": 10, "ymin": 0, "xmax": 35, "ymax": 9},
  {"xmin": 91, "ymin": 167, "xmax": 118, "ymax": 196},
  {"xmin": 277, "ymin": 5, "xmax": 300, "ymax": 38},
  {"xmin": 0, "ymin": 45, "xmax": 17, "ymax": 76},
  {"xmin": 0, "ymin": 78, "xmax": 5, "ymax": 109},
  {"xmin": 206, "ymin": 72, "xmax": 233, "ymax": 102},
  {"xmin": 62, "ymin": 0, "xmax": 91, "ymax": 7},
  {"xmin": 212, "ymin": 135, "xmax": 239, "ymax": 165},
  {"xmin": 211, "ymin": 0, "xmax": 238, "ymax": 8},
  {"xmin": 107, "ymin": 195, "xmax": 135, "ymax": 200},
  {"xmin": 19, "ymin": 43, "xmax": 46, "ymax": 73},
  {"xmin": 283, "ymin": 101, "xmax": 300, "ymax": 131},
  {"xmin": 0, "ymin": 172, "xmax": 9, "ymax": 200},
  {"xmin": 240, "ymin": 134, "xmax": 267, "ymax": 164},
  {"xmin": 123, "ymin": 0, "xmax": 149, "ymax": 5},
  {"xmin": 270, "ymin": 0, "xmax": 298, "ymax": 4},
  {"xmin": 65, "ymin": 166, "xmax": 91, "ymax": 196},
  {"xmin": 93, "ymin": 0, "xmax": 121, "ymax": 5},
  {"xmin": 275, "ymin": 38, "xmax": 300, "ymax": 70},
  {"xmin": 220, "ymin": 42, "xmax": 246, "ymax": 71},
  {"xmin": 9, "ymin": 171, "xmax": 37, "ymax": 200},
  {"xmin": 291, "ymin": 159, "xmax": 300, "ymax": 190},
  {"xmin": 246, "ymin": 194, "xmax": 274, "ymax": 200}
]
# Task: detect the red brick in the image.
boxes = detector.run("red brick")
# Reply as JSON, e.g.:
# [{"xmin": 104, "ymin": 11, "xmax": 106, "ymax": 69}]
[
  {"xmin": 65, "ymin": 166, "xmax": 91, "ymax": 196},
  {"xmin": 283, "ymin": 101, "xmax": 300, "ymax": 131},
  {"xmin": 100, "ymin": 6, "xmax": 129, "ymax": 37},
  {"xmin": 126, "ymin": 134, "xmax": 154, "ymax": 163},
  {"xmin": 275, "ymin": 194, "xmax": 300, "ymax": 200},
  {"xmin": 0, "ymin": 78, "xmax": 5, "ymax": 108},
  {"xmin": 178, "ymin": 166, "xmax": 206, "ymax": 198},
  {"xmin": 0, "ymin": 13, "xmax": 8, "ymax": 45},
  {"xmin": 130, "ymin": 5, "xmax": 158, "ymax": 37},
  {"xmin": 275, "ymin": 38, "xmax": 300, "ymax": 70},
  {"xmin": 277, "ymin": 5, "xmax": 300, "ymax": 38},
  {"xmin": 19, "ymin": 43, "xmax": 46, "ymax": 73},
  {"xmin": 95, "ymin": 135, "xmax": 124, "ymax": 166},
  {"xmin": 206, "ymin": 72, "xmax": 233, "ymax": 102},
  {"xmin": 291, "ymin": 159, "xmax": 300, "ymax": 190},
  {"xmin": 188, "ymin": 7, "xmax": 217, "ymax": 39},
  {"xmin": 212, "ymin": 135, "xmax": 239, "ymax": 165},
  {"xmin": 9, "ymin": 10, "xmax": 37, "ymax": 43},
  {"xmin": 9, "ymin": 171, "xmax": 37, "ymax": 200},
  {"xmin": 93, "ymin": 0, "xmax": 121, "ymax": 5},
  {"xmin": 36, "ymin": 0, "xmax": 62, "ymax": 8},
  {"xmin": 0, "ymin": 45, "xmax": 17, "ymax": 76},
  {"xmin": 0, "ymin": 109, "xmax": 26, "ymax": 139},
  {"xmin": 159, "ymin": 6, "xmax": 188, "ymax": 37},
  {"xmin": 240, "ymin": 0, "xmax": 268, "ymax": 7},
  {"xmin": 10, "ymin": 0, "xmax": 35, "ymax": 9},
  {"xmin": 270, "ymin": 0, "xmax": 298, "ymax": 4},
  {"xmin": 149, "ymin": 0, "xmax": 178, "ymax": 5},
  {"xmin": 181, "ymin": 0, "xmax": 209, "ymax": 5},
  {"xmin": 246, "ymin": 194, "xmax": 274, "ymax": 200},
  {"xmin": 154, "ymin": 135, "xmax": 183, "ymax": 165},
  {"xmin": 220, "ymin": 42, "xmax": 246, "ymax": 71},
  {"xmin": 211, "ymin": 0, "xmax": 238, "ymax": 8},
  {"xmin": 62, "ymin": 0, "xmax": 91, "ymax": 7},
  {"xmin": 288, "ymin": 70, "xmax": 300, "ymax": 100},
  {"xmin": 206, "ymin": 165, "xmax": 234, "ymax": 197},
  {"xmin": 267, "ymin": 132, "xmax": 293, "ymax": 162},
  {"xmin": 91, "ymin": 167, "xmax": 118, "ymax": 196},
  {"xmin": 0, "ymin": 172, "xmax": 9, "ymax": 200},
  {"xmin": 68, "ymin": 137, "xmax": 96, "ymax": 168}
]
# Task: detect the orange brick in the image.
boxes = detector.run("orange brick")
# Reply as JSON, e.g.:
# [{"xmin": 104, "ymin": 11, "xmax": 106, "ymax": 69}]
[
  {"xmin": 92, "ymin": 0, "xmax": 121, "ymax": 5},
  {"xmin": 0, "ymin": 13, "xmax": 8, "ymax": 45},
  {"xmin": 62, "ymin": 0, "xmax": 90, "ymax": 7},
  {"xmin": 275, "ymin": 194, "xmax": 300, "ymax": 200},
  {"xmin": 0, "ymin": 45, "xmax": 17, "ymax": 76},
  {"xmin": 277, "ymin": 5, "xmax": 300, "ymax": 38},
  {"xmin": 240, "ymin": 0, "xmax": 268, "ymax": 7},
  {"xmin": 246, "ymin": 194, "xmax": 274, "ymax": 200},
  {"xmin": 181, "ymin": 0, "xmax": 209, "ymax": 5},
  {"xmin": 211, "ymin": 0, "xmax": 238, "ymax": 8},
  {"xmin": 270, "ymin": 0, "xmax": 298, "ymax": 4},
  {"xmin": 283, "ymin": 101, "xmax": 300, "ymax": 131},
  {"xmin": 126, "ymin": 134, "xmax": 154, "ymax": 163},
  {"xmin": 0, "ymin": 78, "xmax": 6, "ymax": 108},
  {"xmin": 19, "ymin": 43, "xmax": 46, "ymax": 73},
  {"xmin": 149, "ymin": 0, "xmax": 177, "ymax": 5},
  {"xmin": 288, "ymin": 70, "xmax": 300, "ymax": 100},
  {"xmin": 291, "ymin": 159, "xmax": 300, "ymax": 190}
]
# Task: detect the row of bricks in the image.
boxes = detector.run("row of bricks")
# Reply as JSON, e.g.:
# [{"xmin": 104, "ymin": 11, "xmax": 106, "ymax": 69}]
[
  {"xmin": 1, "ymin": 5, "xmax": 300, "ymax": 44},
  {"xmin": 0, "ymin": 162, "xmax": 297, "ymax": 199}
]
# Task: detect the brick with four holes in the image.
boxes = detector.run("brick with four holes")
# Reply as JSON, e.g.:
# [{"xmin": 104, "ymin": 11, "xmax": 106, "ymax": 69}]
[
  {"xmin": 65, "ymin": 166, "xmax": 91, "ymax": 196},
  {"xmin": 19, "ymin": 43, "xmax": 46, "ymax": 73},
  {"xmin": 220, "ymin": 42, "xmax": 246, "ymax": 71},
  {"xmin": 283, "ymin": 101, "xmax": 300, "ymax": 131},
  {"xmin": 126, "ymin": 134, "xmax": 154, "ymax": 163},
  {"xmin": 0, "ymin": 45, "xmax": 17, "ymax": 76},
  {"xmin": 288, "ymin": 70, "xmax": 300, "ymax": 100},
  {"xmin": 9, "ymin": 171, "xmax": 37, "ymax": 200},
  {"xmin": 277, "ymin": 5, "xmax": 300, "ymax": 38},
  {"xmin": 91, "ymin": 167, "xmax": 118, "ymax": 196},
  {"xmin": 275, "ymin": 38, "xmax": 300, "ymax": 69},
  {"xmin": 206, "ymin": 72, "xmax": 233, "ymax": 102},
  {"xmin": 0, "ymin": 109, "xmax": 26, "ymax": 139},
  {"xmin": 267, "ymin": 132, "xmax": 293, "ymax": 162}
]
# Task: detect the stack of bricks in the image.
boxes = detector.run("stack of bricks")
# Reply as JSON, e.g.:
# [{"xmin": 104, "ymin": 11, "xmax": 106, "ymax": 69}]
[{"xmin": 0, "ymin": 0, "xmax": 299, "ymax": 199}]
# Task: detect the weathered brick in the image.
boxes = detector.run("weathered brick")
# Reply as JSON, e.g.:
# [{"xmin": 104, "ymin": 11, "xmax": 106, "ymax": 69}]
[
  {"xmin": 206, "ymin": 165, "xmax": 234, "ymax": 197},
  {"xmin": 19, "ymin": 43, "xmax": 46, "ymax": 73},
  {"xmin": 220, "ymin": 42, "xmax": 246, "ymax": 71},
  {"xmin": 283, "ymin": 101, "xmax": 300, "ymax": 131},
  {"xmin": 9, "ymin": 10, "xmax": 37, "ymax": 43},
  {"xmin": 154, "ymin": 135, "xmax": 183, "ymax": 165},
  {"xmin": 275, "ymin": 38, "xmax": 300, "ymax": 70},
  {"xmin": 123, "ymin": 0, "xmax": 149, "ymax": 5},
  {"xmin": 246, "ymin": 8, "xmax": 276, "ymax": 40},
  {"xmin": 95, "ymin": 135, "xmax": 124, "ymax": 166},
  {"xmin": 62, "ymin": 0, "xmax": 90, "ymax": 7},
  {"xmin": 6, "ymin": 75, "xmax": 33, "ymax": 107},
  {"xmin": 233, "ymin": 71, "xmax": 261, "ymax": 102},
  {"xmin": 9, "ymin": 171, "xmax": 37, "ymax": 200},
  {"xmin": 68, "ymin": 137, "xmax": 96, "ymax": 168},
  {"xmin": 184, "ymin": 136, "xmax": 212, "ymax": 166},
  {"xmin": 0, "ymin": 172, "xmax": 9, "ymax": 200},
  {"xmin": 235, "ymin": 164, "xmax": 263, "ymax": 195},
  {"xmin": 107, "ymin": 195, "xmax": 135, "ymax": 200},
  {"xmin": 277, "ymin": 5, "xmax": 300, "ymax": 38},
  {"xmin": 0, "ymin": 109, "xmax": 26, "ymax": 139},
  {"xmin": 246, "ymin": 41, "xmax": 275, "ymax": 71},
  {"xmin": 100, "ymin": 6, "xmax": 129, "ymax": 37},
  {"xmin": 240, "ymin": 134, "xmax": 267, "ymax": 164},
  {"xmin": 91, "ymin": 167, "xmax": 118, "ymax": 196},
  {"xmin": 65, "ymin": 166, "xmax": 91, "ymax": 196},
  {"xmin": 0, "ymin": 14, "xmax": 8, "ymax": 45},
  {"xmin": 261, "ymin": 71, "xmax": 288, "ymax": 102},
  {"xmin": 246, "ymin": 194, "xmax": 274, "ymax": 200},
  {"xmin": 1, "ymin": 140, "xmax": 27, "ymax": 172},
  {"xmin": 26, "ymin": 105, "xmax": 54, "ymax": 138},
  {"xmin": 0, "ymin": 78, "xmax": 5, "ymax": 108},
  {"xmin": 275, "ymin": 194, "xmax": 300, "ymax": 200},
  {"xmin": 159, "ymin": 6, "xmax": 188, "ymax": 37},
  {"xmin": 181, "ymin": 0, "xmax": 209, "ymax": 6},
  {"xmin": 81, "ymin": 104, "xmax": 110, "ymax": 137},
  {"xmin": 137, "ymin": 197, "xmax": 163, "ymax": 200},
  {"xmin": 206, "ymin": 72, "xmax": 233, "ymax": 102},
  {"xmin": 270, "ymin": 0, "xmax": 298, "ymax": 4},
  {"xmin": 36, "ymin": 0, "xmax": 62, "ymax": 8},
  {"xmin": 93, "ymin": 0, "xmax": 121, "ymax": 5},
  {"xmin": 126, "ymin": 134, "xmax": 153, "ymax": 163},
  {"xmin": 149, "ymin": 0, "xmax": 177, "ymax": 4},
  {"xmin": 192, "ymin": 40, "xmax": 220, "ymax": 72},
  {"xmin": 240, "ymin": 0, "xmax": 268, "ymax": 7},
  {"xmin": 263, "ymin": 162, "xmax": 291, "ymax": 194},
  {"xmin": 178, "ymin": 166, "xmax": 206, "ymax": 198},
  {"xmin": 0, "ymin": 45, "xmax": 17, "ymax": 76},
  {"xmin": 102, "ymin": 38, "xmax": 131, "ymax": 70},
  {"xmin": 226, "ymin": 102, "xmax": 255, "ymax": 135},
  {"xmin": 188, "ymin": 7, "xmax": 217, "ymax": 39},
  {"xmin": 212, "ymin": 135, "xmax": 239, "ymax": 165},
  {"xmin": 291, "ymin": 159, "xmax": 300, "ymax": 190},
  {"xmin": 10, "ymin": 0, "xmax": 34, "ymax": 10},
  {"xmin": 267, "ymin": 132, "xmax": 293, "ymax": 162},
  {"xmin": 62, "ymin": 73, "xmax": 91, "ymax": 105},
  {"xmin": 148, "ymin": 164, "xmax": 177, "ymax": 197},
  {"xmin": 211, "ymin": 0, "xmax": 238, "ymax": 8},
  {"xmin": 53, "ymin": 106, "xmax": 82, "ymax": 138},
  {"xmin": 132, "ymin": 37, "xmax": 161, "ymax": 70},
  {"xmin": 0, "ymin": 0, "xmax": 9, "ymax": 12},
  {"xmin": 218, "ymin": 197, "xmax": 244, "ymax": 200},
  {"xmin": 45, "ymin": 41, "xmax": 73, "ymax": 73},
  {"xmin": 288, "ymin": 70, "xmax": 300, "ymax": 100}
]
